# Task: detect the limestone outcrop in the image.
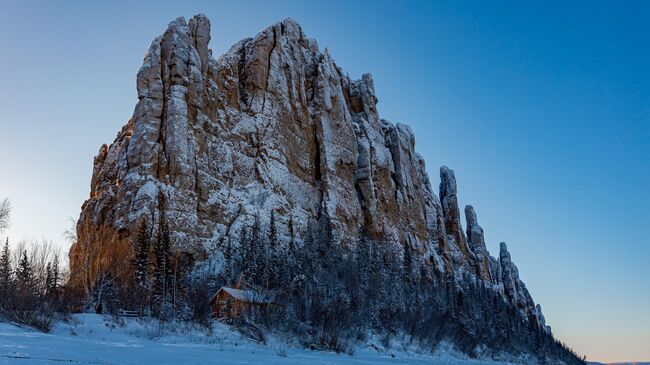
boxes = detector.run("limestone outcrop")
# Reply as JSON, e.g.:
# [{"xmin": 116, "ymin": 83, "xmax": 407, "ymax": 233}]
[{"xmin": 70, "ymin": 14, "xmax": 546, "ymax": 328}]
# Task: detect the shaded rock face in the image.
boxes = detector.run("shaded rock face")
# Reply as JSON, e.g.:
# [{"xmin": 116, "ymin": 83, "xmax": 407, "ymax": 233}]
[
  {"xmin": 465, "ymin": 205, "xmax": 492, "ymax": 281},
  {"xmin": 71, "ymin": 14, "xmax": 545, "ymax": 327},
  {"xmin": 498, "ymin": 242, "xmax": 537, "ymax": 317}
]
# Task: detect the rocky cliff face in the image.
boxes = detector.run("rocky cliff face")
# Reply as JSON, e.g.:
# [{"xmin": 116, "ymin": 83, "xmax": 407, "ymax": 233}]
[{"xmin": 70, "ymin": 14, "xmax": 549, "ymax": 332}]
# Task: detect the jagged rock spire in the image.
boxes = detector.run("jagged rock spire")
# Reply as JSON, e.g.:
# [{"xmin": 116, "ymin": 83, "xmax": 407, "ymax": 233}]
[
  {"xmin": 499, "ymin": 242, "xmax": 517, "ymax": 301},
  {"xmin": 189, "ymin": 14, "xmax": 211, "ymax": 77},
  {"xmin": 498, "ymin": 242, "xmax": 537, "ymax": 318},
  {"xmin": 464, "ymin": 205, "xmax": 483, "ymax": 245},
  {"xmin": 536, "ymin": 304, "xmax": 552, "ymax": 334},
  {"xmin": 465, "ymin": 205, "xmax": 492, "ymax": 281},
  {"xmin": 440, "ymin": 167, "xmax": 466, "ymax": 250}
]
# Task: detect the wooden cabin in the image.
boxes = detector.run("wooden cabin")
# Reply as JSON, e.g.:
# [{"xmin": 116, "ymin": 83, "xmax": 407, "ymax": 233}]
[{"xmin": 210, "ymin": 287, "xmax": 276, "ymax": 319}]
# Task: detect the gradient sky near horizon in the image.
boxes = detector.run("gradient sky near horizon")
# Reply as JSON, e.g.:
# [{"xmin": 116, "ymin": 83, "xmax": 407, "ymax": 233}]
[{"xmin": 0, "ymin": 1, "xmax": 648, "ymax": 362}]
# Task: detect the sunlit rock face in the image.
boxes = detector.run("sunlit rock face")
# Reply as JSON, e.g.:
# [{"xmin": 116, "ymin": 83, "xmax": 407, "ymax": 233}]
[{"xmin": 70, "ymin": 14, "xmax": 545, "ymax": 326}]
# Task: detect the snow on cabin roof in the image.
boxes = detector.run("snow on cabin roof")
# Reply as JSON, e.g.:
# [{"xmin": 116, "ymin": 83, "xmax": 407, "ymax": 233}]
[{"xmin": 212, "ymin": 287, "xmax": 271, "ymax": 304}]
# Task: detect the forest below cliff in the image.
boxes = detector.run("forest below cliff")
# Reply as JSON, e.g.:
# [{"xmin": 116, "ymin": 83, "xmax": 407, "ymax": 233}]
[{"xmin": 0, "ymin": 197, "xmax": 583, "ymax": 364}]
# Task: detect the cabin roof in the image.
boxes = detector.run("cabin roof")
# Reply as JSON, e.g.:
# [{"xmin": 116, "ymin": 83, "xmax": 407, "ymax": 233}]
[{"xmin": 210, "ymin": 287, "xmax": 271, "ymax": 305}]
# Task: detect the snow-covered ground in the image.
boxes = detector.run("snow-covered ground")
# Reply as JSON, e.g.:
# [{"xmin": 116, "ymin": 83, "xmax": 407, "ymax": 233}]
[{"xmin": 0, "ymin": 314, "xmax": 518, "ymax": 365}]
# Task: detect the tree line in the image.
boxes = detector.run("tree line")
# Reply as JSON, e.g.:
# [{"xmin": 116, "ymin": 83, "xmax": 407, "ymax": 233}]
[
  {"xmin": 0, "ymin": 198, "xmax": 74, "ymax": 331},
  {"xmin": 203, "ymin": 212, "xmax": 584, "ymax": 364},
  {"xmin": 0, "ymin": 196, "xmax": 584, "ymax": 363},
  {"xmin": 83, "ymin": 217, "xmax": 189, "ymax": 320},
  {"xmin": 0, "ymin": 237, "xmax": 67, "ymax": 331}
]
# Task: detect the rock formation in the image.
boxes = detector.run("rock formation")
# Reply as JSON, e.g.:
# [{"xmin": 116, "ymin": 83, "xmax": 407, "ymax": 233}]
[
  {"xmin": 465, "ymin": 204, "xmax": 493, "ymax": 281},
  {"xmin": 70, "ymin": 14, "xmax": 547, "ymax": 329}
]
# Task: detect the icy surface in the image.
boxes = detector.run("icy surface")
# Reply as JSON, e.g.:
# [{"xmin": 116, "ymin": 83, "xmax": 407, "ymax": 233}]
[{"xmin": 0, "ymin": 315, "xmax": 521, "ymax": 365}]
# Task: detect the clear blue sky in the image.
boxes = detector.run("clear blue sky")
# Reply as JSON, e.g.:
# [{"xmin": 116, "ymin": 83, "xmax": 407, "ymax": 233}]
[{"xmin": 0, "ymin": 1, "xmax": 647, "ymax": 362}]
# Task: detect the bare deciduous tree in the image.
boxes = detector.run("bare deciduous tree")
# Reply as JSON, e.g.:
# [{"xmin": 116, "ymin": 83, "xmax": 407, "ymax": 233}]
[
  {"xmin": 9, "ymin": 238, "xmax": 59, "ymax": 294},
  {"xmin": 63, "ymin": 217, "xmax": 77, "ymax": 246},
  {"xmin": 0, "ymin": 198, "xmax": 10, "ymax": 232}
]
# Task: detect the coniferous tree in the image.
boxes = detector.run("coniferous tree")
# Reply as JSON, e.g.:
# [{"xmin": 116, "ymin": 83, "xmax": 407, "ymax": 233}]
[
  {"xmin": 45, "ymin": 262, "xmax": 53, "ymax": 295},
  {"xmin": 268, "ymin": 210, "xmax": 279, "ymax": 250},
  {"xmin": 51, "ymin": 254, "xmax": 60, "ymax": 294},
  {"xmin": 266, "ymin": 210, "xmax": 280, "ymax": 288},
  {"xmin": 284, "ymin": 226, "xmax": 298, "ymax": 286},
  {"xmin": 132, "ymin": 219, "xmax": 151, "ymax": 289},
  {"xmin": 356, "ymin": 233, "xmax": 373, "ymax": 294},
  {"xmin": 250, "ymin": 214, "xmax": 265, "ymax": 286},
  {"xmin": 284, "ymin": 216, "xmax": 297, "ymax": 285},
  {"xmin": 240, "ymin": 215, "xmax": 265, "ymax": 287},
  {"xmin": 222, "ymin": 236, "xmax": 232, "ymax": 284},
  {"xmin": 403, "ymin": 244, "xmax": 413, "ymax": 282},
  {"xmin": 152, "ymin": 223, "xmax": 171, "ymax": 315},
  {"xmin": 15, "ymin": 250, "xmax": 32, "ymax": 290},
  {"xmin": 0, "ymin": 238, "xmax": 12, "ymax": 294},
  {"xmin": 287, "ymin": 215, "xmax": 295, "ymax": 254},
  {"xmin": 300, "ymin": 222, "xmax": 316, "ymax": 279},
  {"xmin": 237, "ymin": 226, "xmax": 251, "ymax": 285}
]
